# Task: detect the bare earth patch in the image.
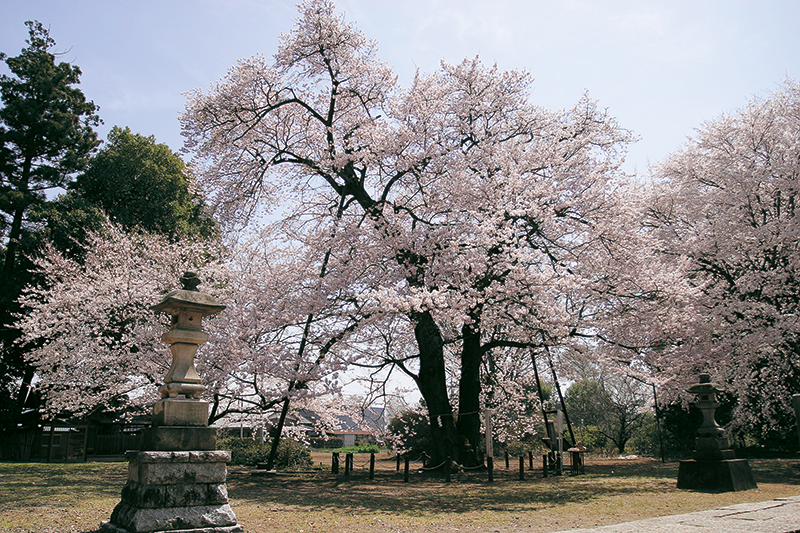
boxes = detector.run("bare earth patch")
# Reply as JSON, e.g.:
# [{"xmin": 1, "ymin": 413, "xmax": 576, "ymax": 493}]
[{"xmin": 1, "ymin": 454, "xmax": 799, "ymax": 532}]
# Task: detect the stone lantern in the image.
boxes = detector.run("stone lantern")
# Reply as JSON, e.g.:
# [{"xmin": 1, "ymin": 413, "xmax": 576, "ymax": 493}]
[
  {"xmin": 146, "ymin": 271, "xmax": 226, "ymax": 446},
  {"xmin": 677, "ymin": 373, "xmax": 756, "ymax": 491},
  {"xmin": 101, "ymin": 272, "xmax": 243, "ymax": 533}
]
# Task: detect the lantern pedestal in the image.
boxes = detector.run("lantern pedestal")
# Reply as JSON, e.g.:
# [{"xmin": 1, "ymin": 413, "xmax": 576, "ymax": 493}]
[
  {"xmin": 101, "ymin": 451, "xmax": 241, "ymax": 533},
  {"xmin": 142, "ymin": 426, "xmax": 218, "ymax": 453},
  {"xmin": 677, "ymin": 458, "xmax": 757, "ymax": 492}
]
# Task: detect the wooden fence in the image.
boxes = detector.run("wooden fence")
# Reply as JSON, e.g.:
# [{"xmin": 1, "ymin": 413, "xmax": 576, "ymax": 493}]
[{"xmin": 322, "ymin": 450, "xmax": 585, "ymax": 483}]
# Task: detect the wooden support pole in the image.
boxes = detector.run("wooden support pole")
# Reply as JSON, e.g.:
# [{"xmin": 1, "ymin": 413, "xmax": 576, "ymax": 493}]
[
  {"xmin": 404, "ymin": 456, "xmax": 410, "ymax": 483},
  {"xmin": 528, "ymin": 450, "xmax": 533, "ymax": 469},
  {"xmin": 542, "ymin": 454, "xmax": 548, "ymax": 478},
  {"xmin": 445, "ymin": 456, "xmax": 451, "ymax": 483},
  {"xmin": 344, "ymin": 452, "xmax": 353, "ymax": 475},
  {"xmin": 487, "ymin": 456, "xmax": 494, "ymax": 482},
  {"xmin": 369, "ymin": 452, "xmax": 375, "ymax": 480},
  {"xmin": 505, "ymin": 451, "xmax": 509, "ymax": 469},
  {"xmin": 519, "ymin": 456, "xmax": 525, "ymax": 481},
  {"xmin": 332, "ymin": 452, "xmax": 339, "ymax": 474}
]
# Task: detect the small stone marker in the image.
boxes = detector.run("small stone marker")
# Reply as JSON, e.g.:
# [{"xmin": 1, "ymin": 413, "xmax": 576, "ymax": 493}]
[
  {"xmin": 101, "ymin": 272, "xmax": 243, "ymax": 532},
  {"xmin": 676, "ymin": 373, "xmax": 757, "ymax": 492}
]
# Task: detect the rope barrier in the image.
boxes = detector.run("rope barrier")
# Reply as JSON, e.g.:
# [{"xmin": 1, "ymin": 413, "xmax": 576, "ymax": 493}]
[{"xmin": 420, "ymin": 459, "xmax": 447, "ymax": 471}]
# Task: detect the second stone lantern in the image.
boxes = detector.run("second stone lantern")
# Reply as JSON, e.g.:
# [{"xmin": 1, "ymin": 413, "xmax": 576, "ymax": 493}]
[{"xmin": 677, "ymin": 373, "xmax": 757, "ymax": 491}]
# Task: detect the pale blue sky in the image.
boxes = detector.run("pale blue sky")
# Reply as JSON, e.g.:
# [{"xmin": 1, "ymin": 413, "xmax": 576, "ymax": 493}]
[{"xmin": 2, "ymin": 0, "xmax": 799, "ymax": 176}]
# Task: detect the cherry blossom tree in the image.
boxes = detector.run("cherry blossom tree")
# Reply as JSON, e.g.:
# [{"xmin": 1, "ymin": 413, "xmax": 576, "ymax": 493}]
[
  {"xmin": 15, "ymin": 223, "xmax": 219, "ymax": 419},
  {"xmin": 645, "ymin": 79, "xmax": 800, "ymax": 443},
  {"xmin": 15, "ymin": 221, "xmax": 353, "ymax": 425},
  {"xmin": 182, "ymin": 0, "xmax": 682, "ymax": 465}
]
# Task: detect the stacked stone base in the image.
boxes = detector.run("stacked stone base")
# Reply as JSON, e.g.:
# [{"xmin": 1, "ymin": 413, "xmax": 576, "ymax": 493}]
[
  {"xmin": 677, "ymin": 458, "xmax": 758, "ymax": 492},
  {"xmin": 100, "ymin": 451, "xmax": 242, "ymax": 533}
]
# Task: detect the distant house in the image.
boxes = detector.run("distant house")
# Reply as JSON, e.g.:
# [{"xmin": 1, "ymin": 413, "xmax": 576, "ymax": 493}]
[
  {"xmin": 326, "ymin": 409, "xmax": 385, "ymax": 447},
  {"xmin": 260, "ymin": 407, "xmax": 386, "ymax": 447}
]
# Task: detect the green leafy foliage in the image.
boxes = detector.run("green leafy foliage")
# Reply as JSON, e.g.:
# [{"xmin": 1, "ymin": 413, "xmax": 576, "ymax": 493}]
[
  {"xmin": 72, "ymin": 126, "xmax": 217, "ymax": 240},
  {"xmin": 0, "ymin": 20, "xmax": 101, "ymax": 275},
  {"xmin": 309, "ymin": 437, "xmax": 344, "ymax": 449},
  {"xmin": 565, "ymin": 377, "xmax": 651, "ymax": 455},
  {"xmin": 329, "ymin": 444, "xmax": 381, "ymax": 454}
]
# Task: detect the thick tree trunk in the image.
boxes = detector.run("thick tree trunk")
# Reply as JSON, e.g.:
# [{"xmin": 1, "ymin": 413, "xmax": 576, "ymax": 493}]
[
  {"xmin": 412, "ymin": 309, "xmax": 458, "ymax": 466},
  {"xmin": 2, "ymin": 206, "xmax": 24, "ymax": 278},
  {"xmin": 3, "ymin": 157, "xmax": 31, "ymax": 278},
  {"xmin": 457, "ymin": 321, "xmax": 483, "ymax": 466}
]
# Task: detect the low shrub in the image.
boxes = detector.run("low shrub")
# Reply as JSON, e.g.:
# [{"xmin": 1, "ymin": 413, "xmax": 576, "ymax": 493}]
[
  {"xmin": 217, "ymin": 437, "xmax": 272, "ymax": 466},
  {"xmin": 309, "ymin": 437, "xmax": 344, "ymax": 449},
  {"xmin": 217, "ymin": 437, "xmax": 312, "ymax": 469},
  {"xmin": 330, "ymin": 444, "xmax": 380, "ymax": 454},
  {"xmin": 276, "ymin": 438, "xmax": 313, "ymax": 469}
]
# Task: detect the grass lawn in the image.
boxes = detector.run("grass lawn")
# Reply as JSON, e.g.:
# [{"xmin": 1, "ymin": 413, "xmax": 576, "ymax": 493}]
[{"xmin": 1, "ymin": 453, "xmax": 799, "ymax": 532}]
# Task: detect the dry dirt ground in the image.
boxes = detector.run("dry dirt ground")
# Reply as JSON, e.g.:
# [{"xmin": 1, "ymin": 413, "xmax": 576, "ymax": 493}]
[{"xmin": 1, "ymin": 453, "xmax": 799, "ymax": 532}]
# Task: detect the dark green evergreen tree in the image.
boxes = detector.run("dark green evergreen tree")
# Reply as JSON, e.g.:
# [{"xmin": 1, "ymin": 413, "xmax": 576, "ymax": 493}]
[
  {"xmin": 0, "ymin": 21, "xmax": 100, "ymax": 429},
  {"xmin": 0, "ymin": 20, "xmax": 101, "ymax": 276}
]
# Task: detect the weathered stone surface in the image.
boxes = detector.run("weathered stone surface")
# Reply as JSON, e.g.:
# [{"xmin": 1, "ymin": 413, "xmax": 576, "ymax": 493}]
[
  {"xmin": 142, "ymin": 426, "xmax": 217, "ymax": 451},
  {"xmin": 129, "ymin": 461, "xmax": 227, "ymax": 485},
  {"xmin": 153, "ymin": 399, "xmax": 209, "ymax": 427},
  {"xmin": 101, "ymin": 522, "xmax": 243, "ymax": 533},
  {"xmin": 189, "ymin": 451, "xmax": 230, "ymax": 463},
  {"xmin": 109, "ymin": 502, "xmax": 238, "ymax": 532},
  {"xmin": 126, "ymin": 451, "xmax": 231, "ymax": 464},
  {"xmin": 677, "ymin": 458, "xmax": 758, "ymax": 491},
  {"xmin": 121, "ymin": 481, "xmax": 228, "ymax": 508}
]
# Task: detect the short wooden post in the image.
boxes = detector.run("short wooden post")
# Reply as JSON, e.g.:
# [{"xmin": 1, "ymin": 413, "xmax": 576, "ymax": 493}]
[
  {"xmin": 542, "ymin": 454, "xmax": 548, "ymax": 478},
  {"xmin": 528, "ymin": 450, "xmax": 533, "ymax": 469},
  {"xmin": 344, "ymin": 452, "xmax": 353, "ymax": 475},
  {"xmin": 487, "ymin": 456, "xmax": 494, "ymax": 482},
  {"xmin": 47, "ymin": 423, "xmax": 55, "ymax": 463},
  {"xmin": 505, "ymin": 450, "xmax": 509, "ymax": 469},
  {"xmin": 519, "ymin": 456, "xmax": 525, "ymax": 480},
  {"xmin": 369, "ymin": 452, "xmax": 375, "ymax": 480},
  {"xmin": 404, "ymin": 456, "xmax": 410, "ymax": 483},
  {"xmin": 332, "ymin": 452, "xmax": 340, "ymax": 474},
  {"xmin": 445, "ymin": 456, "xmax": 452, "ymax": 483},
  {"xmin": 81, "ymin": 426, "xmax": 89, "ymax": 462}
]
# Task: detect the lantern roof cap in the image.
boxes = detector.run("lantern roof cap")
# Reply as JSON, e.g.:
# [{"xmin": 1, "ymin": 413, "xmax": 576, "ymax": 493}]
[
  {"xmin": 150, "ymin": 272, "xmax": 225, "ymax": 316},
  {"xmin": 686, "ymin": 373, "xmax": 724, "ymax": 395}
]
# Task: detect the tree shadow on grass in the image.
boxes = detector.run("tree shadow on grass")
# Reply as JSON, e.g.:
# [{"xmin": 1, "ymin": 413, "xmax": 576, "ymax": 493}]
[
  {"xmin": 228, "ymin": 461, "xmax": 667, "ymax": 515},
  {"xmin": 227, "ymin": 457, "xmax": 800, "ymax": 516}
]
